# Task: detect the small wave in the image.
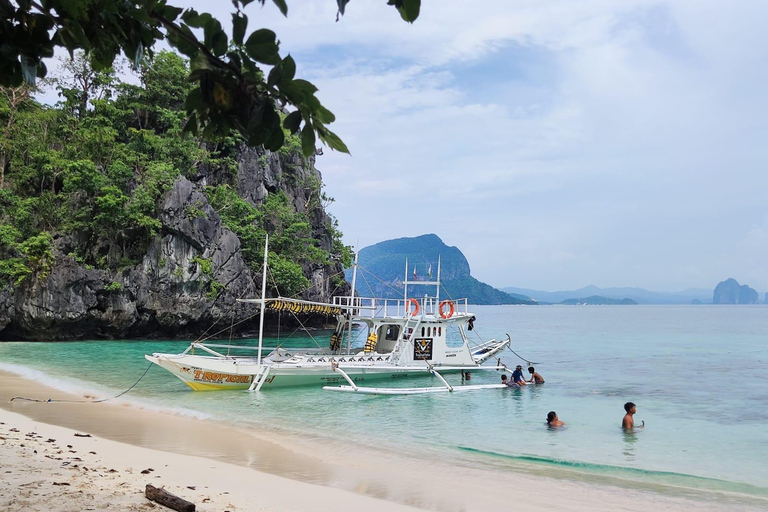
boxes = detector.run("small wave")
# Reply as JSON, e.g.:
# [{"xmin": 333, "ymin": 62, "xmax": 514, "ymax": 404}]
[
  {"xmin": 456, "ymin": 446, "xmax": 768, "ymax": 499},
  {"xmin": 0, "ymin": 361, "xmax": 213, "ymax": 422}
]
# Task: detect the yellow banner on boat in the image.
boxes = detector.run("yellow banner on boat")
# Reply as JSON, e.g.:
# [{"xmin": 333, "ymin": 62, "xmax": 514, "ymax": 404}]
[{"xmin": 267, "ymin": 300, "xmax": 341, "ymax": 316}]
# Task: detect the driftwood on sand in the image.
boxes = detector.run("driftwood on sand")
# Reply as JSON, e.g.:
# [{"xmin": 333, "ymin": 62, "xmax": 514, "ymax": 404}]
[{"xmin": 145, "ymin": 484, "xmax": 196, "ymax": 512}]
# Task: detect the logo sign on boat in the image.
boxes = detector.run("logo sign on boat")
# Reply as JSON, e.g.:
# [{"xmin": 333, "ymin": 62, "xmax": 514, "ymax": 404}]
[
  {"xmin": 193, "ymin": 370, "xmax": 253, "ymax": 384},
  {"xmin": 414, "ymin": 338, "xmax": 433, "ymax": 360}
]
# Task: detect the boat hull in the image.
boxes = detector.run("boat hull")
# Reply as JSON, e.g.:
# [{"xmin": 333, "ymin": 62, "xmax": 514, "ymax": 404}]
[{"xmin": 145, "ymin": 353, "xmax": 475, "ymax": 391}]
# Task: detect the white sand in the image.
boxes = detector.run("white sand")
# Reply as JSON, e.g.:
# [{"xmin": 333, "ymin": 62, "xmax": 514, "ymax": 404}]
[{"xmin": 0, "ymin": 370, "xmax": 764, "ymax": 512}]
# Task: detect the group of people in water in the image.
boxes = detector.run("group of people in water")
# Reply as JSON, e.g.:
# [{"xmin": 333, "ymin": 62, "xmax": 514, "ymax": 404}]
[
  {"xmin": 500, "ymin": 364, "xmax": 544, "ymax": 387},
  {"xmin": 497, "ymin": 365, "xmax": 644, "ymax": 430},
  {"xmin": 544, "ymin": 402, "xmax": 644, "ymax": 429}
]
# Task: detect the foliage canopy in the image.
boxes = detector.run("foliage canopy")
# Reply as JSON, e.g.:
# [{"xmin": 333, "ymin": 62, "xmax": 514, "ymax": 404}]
[{"xmin": 1, "ymin": 0, "xmax": 422, "ymax": 157}]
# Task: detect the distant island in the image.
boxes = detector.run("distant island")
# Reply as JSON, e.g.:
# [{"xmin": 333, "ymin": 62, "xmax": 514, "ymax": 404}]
[
  {"xmin": 559, "ymin": 296, "xmax": 637, "ymax": 305},
  {"xmin": 502, "ymin": 285, "xmax": 711, "ymax": 305},
  {"xmin": 713, "ymin": 278, "xmax": 758, "ymax": 304},
  {"xmin": 350, "ymin": 234, "xmax": 534, "ymax": 305}
]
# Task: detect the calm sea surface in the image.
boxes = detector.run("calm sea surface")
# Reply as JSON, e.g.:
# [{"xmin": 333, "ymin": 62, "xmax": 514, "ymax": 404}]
[{"xmin": 1, "ymin": 305, "xmax": 766, "ymax": 496}]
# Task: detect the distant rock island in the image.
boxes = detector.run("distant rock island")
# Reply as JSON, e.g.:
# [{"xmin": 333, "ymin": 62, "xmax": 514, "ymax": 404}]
[
  {"xmin": 713, "ymin": 278, "xmax": 758, "ymax": 304},
  {"xmin": 502, "ymin": 285, "xmax": 711, "ymax": 305},
  {"xmin": 351, "ymin": 234, "xmax": 534, "ymax": 305},
  {"xmin": 559, "ymin": 296, "xmax": 637, "ymax": 305}
]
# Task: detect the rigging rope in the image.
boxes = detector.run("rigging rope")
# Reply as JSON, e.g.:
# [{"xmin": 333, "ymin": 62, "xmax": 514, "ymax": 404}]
[{"xmin": 10, "ymin": 362, "xmax": 154, "ymax": 404}]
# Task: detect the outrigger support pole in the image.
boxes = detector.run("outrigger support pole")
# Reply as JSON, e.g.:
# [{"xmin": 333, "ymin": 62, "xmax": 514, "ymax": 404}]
[{"xmin": 332, "ymin": 362, "xmax": 358, "ymax": 391}]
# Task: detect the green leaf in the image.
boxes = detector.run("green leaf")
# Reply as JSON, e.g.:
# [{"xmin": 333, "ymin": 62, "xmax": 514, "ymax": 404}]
[
  {"xmin": 271, "ymin": 0, "xmax": 288, "ymax": 17},
  {"xmin": 301, "ymin": 124, "xmax": 316, "ymax": 157},
  {"xmin": 267, "ymin": 64, "xmax": 283, "ymax": 87},
  {"xmin": 398, "ymin": 0, "xmax": 421, "ymax": 23},
  {"xmin": 283, "ymin": 110, "xmax": 302, "ymax": 134},
  {"xmin": 318, "ymin": 127, "xmax": 350, "ymax": 154},
  {"xmin": 314, "ymin": 105, "xmax": 335, "ymax": 124},
  {"xmin": 336, "ymin": 0, "xmax": 351, "ymax": 19},
  {"xmin": 163, "ymin": 5, "xmax": 184, "ymax": 21},
  {"xmin": 245, "ymin": 29, "xmax": 280, "ymax": 65},
  {"xmin": 291, "ymin": 79, "xmax": 318, "ymax": 96},
  {"xmin": 203, "ymin": 18, "xmax": 227, "ymax": 57},
  {"xmin": 281, "ymin": 55, "xmax": 296, "ymax": 82},
  {"xmin": 232, "ymin": 12, "xmax": 248, "ymax": 46}
]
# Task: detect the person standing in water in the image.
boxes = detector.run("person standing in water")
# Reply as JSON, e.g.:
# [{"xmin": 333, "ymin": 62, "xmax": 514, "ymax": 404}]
[
  {"xmin": 546, "ymin": 411, "xmax": 564, "ymax": 427},
  {"xmin": 622, "ymin": 402, "xmax": 644, "ymax": 429}
]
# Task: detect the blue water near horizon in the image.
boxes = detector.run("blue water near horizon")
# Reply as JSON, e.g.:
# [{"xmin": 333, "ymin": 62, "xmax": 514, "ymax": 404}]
[{"xmin": 1, "ymin": 305, "xmax": 767, "ymax": 497}]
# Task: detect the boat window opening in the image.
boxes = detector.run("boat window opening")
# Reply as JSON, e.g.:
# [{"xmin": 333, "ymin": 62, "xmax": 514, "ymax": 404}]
[
  {"xmin": 439, "ymin": 327, "xmax": 442, "ymax": 336},
  {"xmin": 421, "ymin": 327, "xmax": 425, "ymax": 337},
  {"xmin": 385, "ymin": 325, "xmax": 400, "ymax": 341}
]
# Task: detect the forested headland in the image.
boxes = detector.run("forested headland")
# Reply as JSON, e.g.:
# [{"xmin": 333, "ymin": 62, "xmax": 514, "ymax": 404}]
[{"xmin": 0, "ymin": 51, "xmax": 351, "ymax": 340}]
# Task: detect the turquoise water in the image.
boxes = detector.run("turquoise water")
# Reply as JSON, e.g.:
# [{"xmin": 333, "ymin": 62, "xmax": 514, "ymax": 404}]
[{"xmin": 1, "ymin": 305, "xmax": 767, "ymax": 496}]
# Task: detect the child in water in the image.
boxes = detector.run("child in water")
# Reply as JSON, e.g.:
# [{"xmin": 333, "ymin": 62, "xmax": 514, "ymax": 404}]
[{"xmin": 546, "ymin": 411, "xmax": 564, "ymax": 427}]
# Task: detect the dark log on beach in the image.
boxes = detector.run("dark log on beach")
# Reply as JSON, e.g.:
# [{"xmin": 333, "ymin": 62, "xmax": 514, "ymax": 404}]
[{"xmin": 145, "ymin": 484, "xmax": 196, "ymax": 512}]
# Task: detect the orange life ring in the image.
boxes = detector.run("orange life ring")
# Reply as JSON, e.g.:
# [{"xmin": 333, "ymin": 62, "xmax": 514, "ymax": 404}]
[
  {"xmin": 406, "ymin": 298, "xmax": 420, "ymax": 316},
  {"xmin": 439, "ymin": 300, "xmax": 455, "ymax": 319}
]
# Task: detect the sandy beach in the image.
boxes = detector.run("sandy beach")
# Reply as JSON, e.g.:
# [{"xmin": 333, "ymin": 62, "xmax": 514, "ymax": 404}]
[{"xmin": 1, "ymin": 369, "xmax": 764, "ymax": 512}]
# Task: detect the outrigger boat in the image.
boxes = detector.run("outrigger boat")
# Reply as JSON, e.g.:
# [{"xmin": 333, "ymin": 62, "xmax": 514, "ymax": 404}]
[{"xmin": 145, "ymin": 236, "xmax": 512, "ymax": 394}]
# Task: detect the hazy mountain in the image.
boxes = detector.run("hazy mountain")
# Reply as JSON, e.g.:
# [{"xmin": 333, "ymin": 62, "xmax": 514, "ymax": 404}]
[
  {"xmin": 713, "ymin": 278, "xmax": 758, "ymax": 304},
  {"xmin": 501, "ymin": 285, "xmax": 712, "ymax": 305},
  {"xmin": 349, "ymin": 234, "xmax": 534, "ymax": 305},
  {"xmin": 559, "ymin": 296, "xmax": 638, "ymax": 305}
]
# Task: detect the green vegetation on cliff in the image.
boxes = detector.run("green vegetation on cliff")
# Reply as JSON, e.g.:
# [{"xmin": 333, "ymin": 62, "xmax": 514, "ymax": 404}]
[{"xmin": 0, "ymin": 51, "xmax": 350, "ymax": 296}]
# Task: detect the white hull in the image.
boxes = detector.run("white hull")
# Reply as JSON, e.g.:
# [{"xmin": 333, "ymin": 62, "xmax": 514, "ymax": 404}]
[{"xmin": 145, "ymin": 352, "xmax": 484, "ymax": 391}]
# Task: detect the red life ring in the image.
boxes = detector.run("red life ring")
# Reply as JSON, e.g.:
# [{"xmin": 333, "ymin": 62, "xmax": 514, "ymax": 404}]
[
  {"xmin": 439, "ymin": 300, "xmax": 455, "ymax": 319},
  {"xmin": 406, "ymin": 298, "xmax": 420, "ymax": 316}
]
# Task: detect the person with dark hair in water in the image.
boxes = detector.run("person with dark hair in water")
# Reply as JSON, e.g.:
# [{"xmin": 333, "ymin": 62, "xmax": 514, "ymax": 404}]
[
  {"xmin": 527, "ymin": 366, "xmax": 545, "ymax": 384},
  {"xmin": 511, "ymin": 365, "xmax": 526, "ymax": 386},
  {"xmin": 622, "ymin": 402, "xmax": 644, "ymax": 429},
  {"xmin": 500, "ymin": 374, "xmax": 518, "ymax": 387},
  {"xmin": 546, "ymin": 411, "xmax": 564, "ymax": 427}
]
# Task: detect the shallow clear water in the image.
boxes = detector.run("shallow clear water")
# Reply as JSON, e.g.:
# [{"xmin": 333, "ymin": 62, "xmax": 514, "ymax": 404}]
[{"xmin": 1, "ymin": 305, "xmax": 766, "ymax": 495}]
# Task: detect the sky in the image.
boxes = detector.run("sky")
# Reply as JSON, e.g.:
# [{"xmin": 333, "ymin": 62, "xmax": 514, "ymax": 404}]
[{"xmin": 45, "ymin": 1, "xmax": 768, "ymax": 293}]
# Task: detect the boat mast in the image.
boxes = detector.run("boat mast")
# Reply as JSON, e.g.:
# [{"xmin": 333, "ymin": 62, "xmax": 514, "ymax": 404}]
[
  {"xmin": 257, "ymin": 233, "xmax": 269, "ymax": 365},
  {"xmin": 404, "ymin": 258, "xmax": 409, "ymax": 302},
  {"xmin": 346, "ymin": 249, "xmax": 359, "ymax": 355},
  {"xmin": 436, "ymin": 256, "xmax": 441, "ymax": 304}
]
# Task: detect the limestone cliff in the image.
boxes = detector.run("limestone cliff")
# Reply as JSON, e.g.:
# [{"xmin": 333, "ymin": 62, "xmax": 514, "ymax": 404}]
[
  {"xmin": 0, "ymin": 146, "xmax": 348, "ymax": 341},
  {"xmin": 712, "ymin": 278, "xmax": 758, "ymax": 304}
]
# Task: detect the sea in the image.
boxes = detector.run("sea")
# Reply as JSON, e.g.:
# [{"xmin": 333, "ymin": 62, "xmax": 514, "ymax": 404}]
[{"xmin": 1, "ymin": 305, "xmax": 767, "ymax": 500}]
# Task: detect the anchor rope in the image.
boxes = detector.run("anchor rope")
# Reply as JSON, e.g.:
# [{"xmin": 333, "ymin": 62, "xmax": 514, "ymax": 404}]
[{"xmin": 9, "ymin": 362, "xmax": 154, "ymax": 404}]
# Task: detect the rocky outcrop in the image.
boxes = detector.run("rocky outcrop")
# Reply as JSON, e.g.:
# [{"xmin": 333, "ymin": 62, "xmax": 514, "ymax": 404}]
[
  {"xmin": 0, "ymin": 145, "xmax": 348, "ymax": 341},
  {"xmin": 712, "ymin": 278, "xmax": 758, "ymax": 304}
]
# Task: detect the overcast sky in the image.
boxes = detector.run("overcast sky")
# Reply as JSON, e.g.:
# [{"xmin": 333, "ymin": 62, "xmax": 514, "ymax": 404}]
[{"xmin": 78, "ymin": 1, "xmax": 768, "ymax": 292}]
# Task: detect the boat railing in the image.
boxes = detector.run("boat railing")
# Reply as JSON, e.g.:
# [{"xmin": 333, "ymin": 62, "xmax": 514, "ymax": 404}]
[
  {"xmin": 186, "ymin": 343, "xmax": 330, "ymax": 358},
  {"xmin": 333, "ymin": 296, "xmax": 470, "ymax": 319}
]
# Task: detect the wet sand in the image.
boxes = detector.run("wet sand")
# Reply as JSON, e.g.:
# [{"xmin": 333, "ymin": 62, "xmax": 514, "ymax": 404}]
[{"xmin": 0, "ymin": 369, "xmax": 764, "ymax": 512}]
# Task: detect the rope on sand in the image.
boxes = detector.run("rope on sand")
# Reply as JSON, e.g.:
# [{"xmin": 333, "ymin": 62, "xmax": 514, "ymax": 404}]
[{"xmin": 10, "ymin": 362, "xmax": 154, "ymax": 404}]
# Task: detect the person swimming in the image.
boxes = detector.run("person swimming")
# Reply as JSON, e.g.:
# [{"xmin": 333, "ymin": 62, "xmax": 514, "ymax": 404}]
[{"xmin": 546, "ymin": 411, "xmax": 564, "ymax": 427}]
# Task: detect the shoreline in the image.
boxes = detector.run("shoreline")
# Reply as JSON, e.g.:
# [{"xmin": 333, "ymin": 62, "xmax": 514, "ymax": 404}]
[{"xmin": 1, "ymin": 368, "xmax": 766, "ymax": 511}]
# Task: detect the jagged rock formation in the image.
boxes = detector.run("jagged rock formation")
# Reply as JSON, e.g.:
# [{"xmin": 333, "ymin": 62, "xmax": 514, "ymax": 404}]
[
  {"xmin": 351, "ymin": 234, "xmax": 534, "ymax": 305},
  {"xmin": 0, "ymin": 146, "xmax": 348, "ymax": 340},
  {"xmin": 712, "ymin": 278, "xmax": 758, "ymax": 304}
]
